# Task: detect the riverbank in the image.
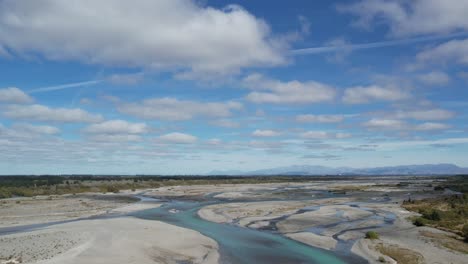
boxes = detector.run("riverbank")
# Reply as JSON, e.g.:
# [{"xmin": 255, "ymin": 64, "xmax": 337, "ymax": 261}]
[
  {"xmin": 0, "ymin": 193, "xmax": 140, "ymax": 228},
  {"xmin": 194, "ymin": 179, "xmax": 467, "ymax": 264},
  {"xmin": 0, "ymin": 216, "xmax": 219, "ymax": 264},
  {"xmin": 1, "ymin": 176, "xmax": 466, "ymax": 264},
  {"xmin": 0, "ymin": 201, "xmax": 219, "ymax": 264}
]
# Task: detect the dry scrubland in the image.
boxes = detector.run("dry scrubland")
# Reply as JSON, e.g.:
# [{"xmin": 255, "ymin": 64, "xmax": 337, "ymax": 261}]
[{"xmin": 0, "ymin": 175, "xmax": 467, "ymax": 264}]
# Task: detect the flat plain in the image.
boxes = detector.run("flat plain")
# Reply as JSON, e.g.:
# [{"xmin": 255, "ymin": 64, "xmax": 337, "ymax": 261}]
[{"xmin": 0, "ymin": 175, "xmax": 466, "ymax": 264}]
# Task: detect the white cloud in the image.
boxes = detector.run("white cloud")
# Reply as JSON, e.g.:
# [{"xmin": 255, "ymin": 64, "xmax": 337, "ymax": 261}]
[
  {"xmin": 414, "ymin": 122, "xmax": 450, "ymax": 131},
  {"xmin": 88, "ymin": 134, "xmax": 142, "ymax": 142},
  {"xmin": 206, "ymin": 138, "xmax": 222, "ymax": 145},
  {"xmin": 83, "ymin": 120, "xmax": 148, "ymax": 134},
  {"xmin": 0, "ymin": 0, "xmax": 286, "ymax": 76},
  {"xmin": 106, "ymin": 73, "xmax": 144, "ymax": 86},
  {"xmin": 415, "ymin": 38, "xmax": 468, "ymax": 66},
  {"xmin": 295, "ymin": 114, "xmax": 344, "ymax": 123},
  {"xmin": 300, "ymin": 131, "xmax": 351, "ymax": 139},
  {"xmin": 4, "ymin": 104, "xmax": 103, "ymax": 123},
  {"xmin": 243, "ymin": 74, "xmax": 336, "ymax": 104},
  {"xmin": 363, "ymin": 118, "xmax": 451, "ymax": 131},
  {"xmin": 394, "ymin": 109, "xmax": 454, "ymax": 121},
  {"xmin": 343, "ymin": 85, "xmax": 410, "ymax": 104},
  {"xmin": 0, "ymin": 87, "xmax": 33, "ymax": 104},
  {"xmin": 252, "ymin": 129, "xmax": 281, "ymax": 137},
  {"xmin": 417, "ymin": 71, "xmax": 450, "ymax": 85},
  {"xmin": 11, "ymin": 123, "xmax": 60, "ymax": 135},
  {"xmin": 338, "ymin": 0, "xmax": 468, "ymax": 36},
  {"xmin": 291, "ymin": 33, "xmax": 466, "ymax": 56},
  {"xmin": 159, "ymin": 132, "xmax": 197, "ymax": 144},
  {"xmin": 211, "ymin": 119, "xmax": 241, "ymax": 128},
  {"xmin": 363, "ymin": 118, "xmax": 407, "ymax": 130},
  {"xmin": 118, "ymin": 97, "xmax": 242, "ymax": 121}
]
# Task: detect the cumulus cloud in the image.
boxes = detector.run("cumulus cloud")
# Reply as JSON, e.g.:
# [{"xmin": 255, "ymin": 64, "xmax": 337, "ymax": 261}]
[
  {"xmin": 83, "ymin": 120, "xmax": 148, "ymax": 134},
  {"xmin": 338, "ymin": 0, "xmax": 468, "ymax": 36},
  {"xmin": 295, "ymin": 114, "xmax": 344, "ymax": 123},
  {"xmin": 417, "ymin": 71, "xmax": 451, "ymax": 85},
  {"xmin": 415, "ymin": 38, "xmax": 468, "ymax": 66},
  {"xmin": 394, "ymin": 109, "xmax": 454, "ymax": 121},
  {"xmin": 363, "ymin": 118, "xmax": 450, "ymax": 131},
  {"xmin": 210, "ymin": 119, "xmax": 241, "ymax": 128},
  {"xmin": 11, "ymin": 123, "xmax": 60, "ymax": 135},
  {"xmin": 206, "ymin": 138, "xmax": 222, "ymax": 145},
  {"xmin": 243, "ymin": 74, "xmax": 336, "ymax": 104},
  {"xmin": 252, "ymin": 129, "xmax": 281, "ymax": 137},
  {"xmin": 300, "ymin": 131, "xmax": 351, "ymax": 139},
  {"xmin": 88, "ymin": 134, "xmax": 142, "ymax": 142},
  {"xmin": 342, "ymin": 85, "xmax": 410, "ymax": 104},
  {"xmin": 0, "ymin": 0, "xmax": 286, "ymax": 76},
  {"xmin": 118, "ymin": 97, "xmax": 242, "ymax": 121},
  {"xmin": 414, "ymin": 122, "xmax": 451, "ymax": 131},
  {"xmin": 106, "ymin": 73, "xmax": 144, "ymax": 86},
  {"xmin": 363, "ymin": 118, "xmax": 407, "ymax": 130},
  {"xmin": 0, "ymin": 87, "xmax": 33, "ymax": 104},
  {"xmin": 3, "ymin": 104, "xmax": 103, "ymax": 123},
  {"xmin": 159, "ymin": 132, "xmax": 197, "ymax": 144}
]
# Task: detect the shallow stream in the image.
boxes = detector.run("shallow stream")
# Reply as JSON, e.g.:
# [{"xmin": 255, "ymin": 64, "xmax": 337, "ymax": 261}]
[{"xmin": 133, "ymin": 200, "xmax": 353, "ymax": 264}]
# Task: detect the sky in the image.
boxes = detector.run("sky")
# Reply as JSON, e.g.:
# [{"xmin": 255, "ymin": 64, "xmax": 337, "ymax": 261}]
[{"xmin": 1, "ymin": 0, "xmax": 468, "ymax": 175}]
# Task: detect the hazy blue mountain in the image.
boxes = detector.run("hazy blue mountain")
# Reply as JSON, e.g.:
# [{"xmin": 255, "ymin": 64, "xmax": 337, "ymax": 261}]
[{"xmin": 208, "ymin": 163, "xmax": 468, "ymax": 176}]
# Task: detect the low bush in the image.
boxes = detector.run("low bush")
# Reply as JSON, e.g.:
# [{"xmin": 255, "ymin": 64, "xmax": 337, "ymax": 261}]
[
  {"xmin": 462, "ymin": 224, "xmax": 468, "ymax": 242},
  {"xmin": 105, "ymin": 185, "xmax": 120, "ymax": 193},
  {"xmin": 0, "ymin": 188, "xmax": 12, "ymax": 199},
  {"xmin": 413, "ymin": 217, "xmax": 427, "ymax": 227},
  {"xmin": 365, "ymin": 231, "xmax": 379, "ymax": 239}
]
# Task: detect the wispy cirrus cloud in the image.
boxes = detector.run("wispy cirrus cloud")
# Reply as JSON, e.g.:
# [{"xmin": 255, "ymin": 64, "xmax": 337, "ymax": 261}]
[
  {"xmin": 291, "ymin": 32, "xmax": 468, "ymax": 55},
  {"xmin": 28, "ymin": 80, "xmax": 103, "ymax": 93}
]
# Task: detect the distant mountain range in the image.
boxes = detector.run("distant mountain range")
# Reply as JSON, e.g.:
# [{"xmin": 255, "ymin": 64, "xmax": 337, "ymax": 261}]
[{"xmin": 209, "ymin": 163, "xmax": 468, "ymax": 176}]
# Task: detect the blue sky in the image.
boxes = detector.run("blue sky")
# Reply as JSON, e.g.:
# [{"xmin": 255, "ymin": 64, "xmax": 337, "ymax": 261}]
[{"xmin": 1, "ymin": 0, "xmax": 468, "ymax": 174}]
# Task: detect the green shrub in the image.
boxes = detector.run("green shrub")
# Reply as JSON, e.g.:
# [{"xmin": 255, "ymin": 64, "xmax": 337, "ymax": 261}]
[
  {"xmin": 378, "ymin": 256, "xmax": 386, "ymax": 263},
  {"xmin": 462, "ymin": 224, "xmax": 468, "ymax": 242},
  {"xmin": 365, "ymin": 231, "xmax": 379, "ymax": 239},
  {"xmin": 429, "ymin": 210, "xmax": 442, "ymax": 221},
  {"xmin": 413, "ymin": 217, "xmax": 426, "ymax": 226},
  {"xmin": 421, "ymin": 209, "xmax": 442, "ymax": 221},
  {"xmin": 105, "ymin": 185, "xmax": 120, "ymax": 193},
  {"xmin": 0, "ymin": 188, "xmax": 12, "ymax": 199}
]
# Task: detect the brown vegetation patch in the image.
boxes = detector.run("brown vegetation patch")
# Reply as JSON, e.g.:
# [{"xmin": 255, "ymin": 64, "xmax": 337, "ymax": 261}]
[
  {"xmin": 402, "ymin": 194, "xmax": 468, "ymax": 236},
  {"xmin": 375, "ymin": 243, "xmax": 424, "ymax": 264},
  {"xmin": 420, "ymin": 230, "xmax": 468, "ymax": 254}
]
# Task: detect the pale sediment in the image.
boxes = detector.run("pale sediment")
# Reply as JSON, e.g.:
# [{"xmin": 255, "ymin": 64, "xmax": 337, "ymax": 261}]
[{"xmin": 1, "ymin": 215, "xmax": 218, "ymax": 264}]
